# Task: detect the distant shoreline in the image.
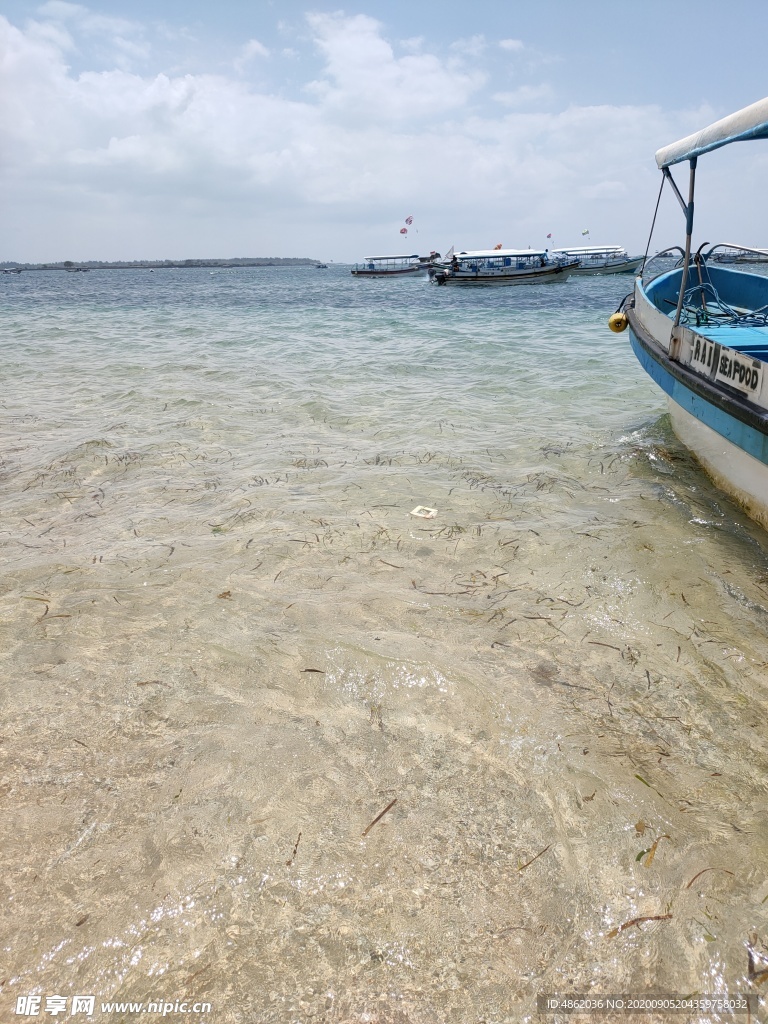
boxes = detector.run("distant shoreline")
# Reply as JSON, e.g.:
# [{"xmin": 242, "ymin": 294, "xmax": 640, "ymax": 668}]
[{"xmin": 1, "ymin": 258, "xmax": 326, "ymax": 271}]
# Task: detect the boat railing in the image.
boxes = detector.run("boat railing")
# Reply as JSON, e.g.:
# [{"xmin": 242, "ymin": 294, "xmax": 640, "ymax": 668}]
[{"xmin": 640, "ymin": 245, "xmax": 687, "ymax": 284}]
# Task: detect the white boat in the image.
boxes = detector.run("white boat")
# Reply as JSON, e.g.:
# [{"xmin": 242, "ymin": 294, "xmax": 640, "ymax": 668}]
[
  {"xmin": 550, "ymin": 245, "xmax": 643, "ymax": 275},
  {"xmin": 613, "ymin": 96, "xmax": 768, "ymax": 529},
  {"xmin": 708, "ymin": 243, "xmax": 768, "ymax": 264},
  {"xmin": 350, "ymin": 254, "xmax": 427, "ymax": 278},
  {"xmin": 431, "ymin": 249, "xmax": 579, "ymax": 286}
]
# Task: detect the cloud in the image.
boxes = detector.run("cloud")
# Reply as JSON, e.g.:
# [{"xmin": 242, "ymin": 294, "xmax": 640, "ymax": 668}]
[
  {"xmin": 234, "ymin": 38, "xmax": 270, "ymax": 71},
  {"xmin": 31, "ymin": 1, "xmax": 150, "ymax": 70},
  {"xmin": 449, "ymin": 34, "xmax": 487, "ymax": 58},
  {"xmin": 304, "ymin": 12, "xmax": 484, "ymax": 121},
  {"xmin": 38, "ymin": 1, "xmax": 87, "ymax": 20},
  {"xmin": 37, "ymin": 1, "xmax": 144, "ymax": 42},
  {"xmin": 580, "ymin": 181, "xmax": 628, "ymax": 199},
  {"xmin": 399, "ymin": 36, "xmax": 424, "ymax": 54},
  {"xmin": 499, "ymin": 38, "xmax": 524, "ymax": 52},
  {"xmin": 239, "ymin": 38, "xmax": 270, "ymax": 61},
  {"xmin": 493, "ymin": 85, "xmax": 554, "ymax": 107},
  {"xmin": 0, "ymin": 9, "xmax": 742, "ymax": 262}
]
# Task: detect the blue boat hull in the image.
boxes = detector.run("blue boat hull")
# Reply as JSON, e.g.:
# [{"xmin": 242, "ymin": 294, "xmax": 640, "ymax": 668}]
[
  {"xmin": 628, "ymin": 322, "xmax": 768, "ymax": 466},
  {"xmin": 626, "ymin": 279, "xmax": 768, "ymax": 525}
]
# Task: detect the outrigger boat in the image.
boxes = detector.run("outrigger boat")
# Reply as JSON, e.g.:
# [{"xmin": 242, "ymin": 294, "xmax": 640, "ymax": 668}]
[
  {"xmin": 551, "ymin": 245, "xmax": 643, "ymax": 275},
  {"xmin": 350, "ymin": 254, "xmax": 432, "ymax": 278},
  {"xmin": 612, "ymin": 96, "xmax": 768, "ymax": 528},
  {"xmin": 432, "ymin": 249, "xmax": 579, "ymax": 286}
]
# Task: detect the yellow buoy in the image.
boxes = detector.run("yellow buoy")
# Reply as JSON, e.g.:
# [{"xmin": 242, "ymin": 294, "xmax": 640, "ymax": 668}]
[{"xmin": 608, "ymin": 311, "xmax": 628, "ymax": 333}]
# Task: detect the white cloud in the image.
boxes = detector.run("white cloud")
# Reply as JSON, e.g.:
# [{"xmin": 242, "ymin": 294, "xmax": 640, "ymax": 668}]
[
  {"xmin": 38, "ymin": 1, "xmax": 87, "ymax": 20},
  {"xmin": 234, "ymin": 37, "xmax": 270, "ymax": 71},
  {"xmin": 304, "ymin": 12, "xmax": 484, "ymax": 121},
  {"xmin": 493, "ymin": 85, "xmax": 554, "ymax": 107},
  {"xmin": 240, "ymin": 38, "xmax": 270, "ymax": 61},
  {"xmin": 39, "ymin": 0, "xmax": 141, "ymax": 38},
  {"xmin": 399, "ymin": 36, "xmax": 424, "ymax": 54},
  {"xmin": 499, "ymin": 38, "xmax": 524, "ymax": 52},
  {"xmin": 580, "ymin": 181, "xmax": 628, "ymax": 199},
  {"xmin": 0, "ymin": 10, "xmax": 748, "ymax": 262},
  {"xmin": 30, "ymin": 2, "xmax": 149, "ymax": 70},
  {"xmin": 449, "ymin": 34, "xmax": 487, "ymax": 58}
]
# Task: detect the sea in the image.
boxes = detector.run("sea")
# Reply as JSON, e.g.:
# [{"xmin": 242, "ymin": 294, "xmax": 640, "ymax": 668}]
[{"xmin": 2, "ymin": 264, "xmax": 768, "ymax": 1024}]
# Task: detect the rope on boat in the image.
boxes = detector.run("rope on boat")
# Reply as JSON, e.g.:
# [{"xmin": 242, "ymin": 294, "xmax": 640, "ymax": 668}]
[
  {"xmin": 640, "ymin": 175, "xmax": 667, "ymax": 276},
  {"xmin": 677, "ymin": 261, "xmax": 768, "ymax": 327}
]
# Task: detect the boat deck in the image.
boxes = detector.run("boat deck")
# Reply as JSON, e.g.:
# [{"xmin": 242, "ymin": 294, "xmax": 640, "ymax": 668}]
[{"xmin": 691, "ymin": 321, "xmax": 768, "ymax": 361}]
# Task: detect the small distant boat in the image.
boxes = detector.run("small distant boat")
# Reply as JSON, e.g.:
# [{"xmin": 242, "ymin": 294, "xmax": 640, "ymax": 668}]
[
  {"xmin": 350, "ymin": 254, "xmax": 428, "ymax": 278},
  {"xmin": 432, "ymin": 249, "xmax": 579, "ymax": 286},
  {"xmin": 613, "ymin": 95, "xmax": 768, "ymax": 528},
  {"xmin": 550, "ymin": 245, "xmax": 643, "ymax": 275},
  {"xmin": 2, "ymin": 268, "xmax": 22, "ymax": 274},
  {"xmin": 315, "ymin": 263, "xmax": 329, "ymax": 269}
]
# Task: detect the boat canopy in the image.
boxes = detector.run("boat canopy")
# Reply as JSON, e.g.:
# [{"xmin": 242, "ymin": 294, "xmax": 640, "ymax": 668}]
[
  {"xmin": 363, "ymin": 254, "xmax": 420, "ymax": 261},
  {"xmin": 456, "ymin": 249, "xmax": 546, "ymax": 258},
  {"xmin": 655, "ymin": 96, "xmax": 768, "ymax": 168},
  {"xmin": 718, "ymin": 242, "xmax": 768, "ymax": 255}
]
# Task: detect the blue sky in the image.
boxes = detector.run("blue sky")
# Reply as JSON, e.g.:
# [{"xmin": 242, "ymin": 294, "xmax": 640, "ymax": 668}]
[{"xmin": 2, "ymin": 0, "xmax": 768, "ymax": 262}]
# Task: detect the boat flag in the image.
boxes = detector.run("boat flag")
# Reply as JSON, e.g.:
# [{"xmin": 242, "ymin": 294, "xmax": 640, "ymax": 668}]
[
  {"xmin": 400, "ymin": 227, "xmax": 408, "ymax": 235},
  {"xmin": 582, "ymin": 228, "xmax": 590, "ymax": 236},
  {"xmin": 493, "ymin": 242, "xmax": 503, "ymax": 250},
  {"xmin": 405, "ymin": 215, "xmax": 413, "ymax": 226},
  {"xmin": 546, "ymin": 233, "xmax": 552, "ymax": 239}
]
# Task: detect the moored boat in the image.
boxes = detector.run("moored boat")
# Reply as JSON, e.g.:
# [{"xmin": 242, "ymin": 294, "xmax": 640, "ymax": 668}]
[
  {"xmin": 551, "ymin": 245, "xmax": 643, "ymax": 275},
  {"xmin": 350, "ymin": 254, "xmax": 427, "ymax": 278},
  {"xmin": 432, "ymin": 248, "xmax": 578, "ymax": 286},
  {"xmin": 612, "ymin": 96, "xmax": 768, "ymax": 528},
  {"xmin": 708, "ymin": 243, "xmax": 768, "ymax": 264}
]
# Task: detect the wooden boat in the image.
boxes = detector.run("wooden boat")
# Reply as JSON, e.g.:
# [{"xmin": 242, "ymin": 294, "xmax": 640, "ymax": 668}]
[
  {"xmin": 550, "ymin": 245, "xmax": 643, "ymax": 275},
  {"xmin": 709, "ymin": 244, "xmax": 768, "ymax": 264},
  {"xmin": 613, "ymin": 96, "xmax": 768, "ymax": 528},
  {"xmin": 431, "ymin": 249, "xmax": 578, "ymax": 286},
  {"xmin": 350, "ymin": 254, "xmax": 426, "ymax": 278}
]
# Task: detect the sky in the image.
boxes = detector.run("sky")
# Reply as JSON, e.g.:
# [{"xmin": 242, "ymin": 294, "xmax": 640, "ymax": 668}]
[{"xmin": 2, "ymin": 0, "xmax": 768, "ymax": 263}]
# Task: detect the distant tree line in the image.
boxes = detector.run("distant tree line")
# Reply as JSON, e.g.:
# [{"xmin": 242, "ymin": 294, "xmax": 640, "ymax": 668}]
[{"xmin": 1, "ymin": 257, "xmax": 323, "ymax": 270}]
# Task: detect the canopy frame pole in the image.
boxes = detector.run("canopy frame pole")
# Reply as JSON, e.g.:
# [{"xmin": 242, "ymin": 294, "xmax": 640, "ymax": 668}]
[
  {"xmin": 672, "ymin": 157, "xmax": 697, "ymax": 329},
  {"xmin": 663, "ymin": 167, "xmax": 688, "ymax": 216}
]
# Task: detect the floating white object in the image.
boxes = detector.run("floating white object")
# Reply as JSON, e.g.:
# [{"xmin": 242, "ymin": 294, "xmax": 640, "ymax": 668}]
[{"xmin": 410, "ymin": 506, "xmax": 438, "ymax": 519}]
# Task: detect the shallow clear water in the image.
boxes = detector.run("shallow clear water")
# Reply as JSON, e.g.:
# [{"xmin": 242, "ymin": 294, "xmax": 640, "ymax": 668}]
[{"xmin": 2, "ymin": 266, "xmax": 768, "ymax": 1023}]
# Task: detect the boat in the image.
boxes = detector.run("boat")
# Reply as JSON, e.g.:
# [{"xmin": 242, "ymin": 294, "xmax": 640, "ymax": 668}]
[
  {"xmin": 550, "ymin": 245, "xmax": 643, "ymax": 275},
  {"xmin": 315, "ymin": 263, "xmax": 329, "ymax": 269},
  {"xmin": 612, "ymin": 96, "xmax": 768, "ymax": 528},
  {"xmin": 350, "ymin": 254, "xmax": 427, "ymax": 277},
  {"xmin": 708, "ymin": 244, "xmax": 768, "ymax": 264},
  {"xmin": 431, "ymin": 249, "xmax": 579, "ymax": 286}
]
